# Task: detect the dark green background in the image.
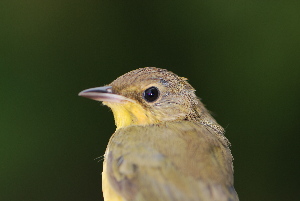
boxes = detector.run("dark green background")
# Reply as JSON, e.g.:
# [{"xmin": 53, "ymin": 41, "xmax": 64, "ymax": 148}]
[{"xmin": 1, "ymin": 1, "xmax": 299, "ymax": 200}]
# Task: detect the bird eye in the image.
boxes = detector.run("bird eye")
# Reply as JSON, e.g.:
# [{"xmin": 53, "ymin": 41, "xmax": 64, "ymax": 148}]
[{"xmin": 143, "ymin": 87, "xmax": 160, "ymax": 102}]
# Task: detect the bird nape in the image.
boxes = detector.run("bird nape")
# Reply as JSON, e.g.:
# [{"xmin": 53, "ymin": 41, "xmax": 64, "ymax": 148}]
[{"xmin": 79, "ymin": 67, "xmax": 239, "ymax": 201}]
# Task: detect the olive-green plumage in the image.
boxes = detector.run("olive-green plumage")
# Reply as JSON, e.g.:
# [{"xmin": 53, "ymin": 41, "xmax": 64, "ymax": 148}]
[{"xmin": 79, "ymin": 67, "xmax": 239, "ymax": 201}]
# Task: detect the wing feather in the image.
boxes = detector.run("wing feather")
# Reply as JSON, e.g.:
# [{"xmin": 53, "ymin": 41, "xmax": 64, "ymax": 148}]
[{"xmin": 103, "ymin": 121, "xmax": 239, "ymax": 201}]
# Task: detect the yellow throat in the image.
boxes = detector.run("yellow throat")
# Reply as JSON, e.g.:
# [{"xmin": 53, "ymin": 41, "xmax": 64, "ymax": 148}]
[{"xmin": 104, "ymin": 101, "xmax": 159, "ymax": 130}]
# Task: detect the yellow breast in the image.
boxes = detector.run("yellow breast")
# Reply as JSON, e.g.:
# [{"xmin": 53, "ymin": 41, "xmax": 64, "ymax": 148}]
[{"xmin": 102, "ymin": 158, "xmax": 125, "ymax": 201}]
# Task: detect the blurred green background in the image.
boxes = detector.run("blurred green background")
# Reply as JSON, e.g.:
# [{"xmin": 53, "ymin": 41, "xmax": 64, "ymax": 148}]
[{"xmin": 1, "ymin": 0, "xmax": 300, "ymax": 200}]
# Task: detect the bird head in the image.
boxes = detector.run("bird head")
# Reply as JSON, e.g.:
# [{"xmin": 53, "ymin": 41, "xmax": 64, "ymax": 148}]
[{"xmin": 79, "ymin": 67, "xmax": 211, "ymax": 130}]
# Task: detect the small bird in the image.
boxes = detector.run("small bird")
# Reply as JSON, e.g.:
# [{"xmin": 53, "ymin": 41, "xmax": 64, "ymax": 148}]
[{"xmin": 79, "ymin": 67, "xmax": 239, "ymax": 201}]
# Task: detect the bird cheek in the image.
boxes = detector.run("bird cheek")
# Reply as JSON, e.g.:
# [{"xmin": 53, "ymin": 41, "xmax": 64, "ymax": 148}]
[{"xmin": 151, "ymin": 104, "xmax": 187, "ymax": 122}]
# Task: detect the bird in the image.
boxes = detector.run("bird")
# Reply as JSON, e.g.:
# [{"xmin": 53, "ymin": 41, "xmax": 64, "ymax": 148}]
[{"xmin": 79, "ymin": 67, "xmax": 239, "ymax": 201}]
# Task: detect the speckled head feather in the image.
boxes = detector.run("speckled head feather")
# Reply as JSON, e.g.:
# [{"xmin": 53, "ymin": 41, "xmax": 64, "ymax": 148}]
[{"xmin": 107, "ymin": 67, "xmax": 225, "ymax": 136}]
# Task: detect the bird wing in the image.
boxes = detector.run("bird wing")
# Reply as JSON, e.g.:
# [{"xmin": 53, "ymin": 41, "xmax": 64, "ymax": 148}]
[{"xmin": 103, "ymin": 121, "xmax": 239, "ymax": 201}]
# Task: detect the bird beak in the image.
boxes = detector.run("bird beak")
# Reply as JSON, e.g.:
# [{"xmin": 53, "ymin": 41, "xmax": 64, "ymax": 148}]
[{"xmin": 78, "ymin": 86, "xmax": 133, "ymax": 103}]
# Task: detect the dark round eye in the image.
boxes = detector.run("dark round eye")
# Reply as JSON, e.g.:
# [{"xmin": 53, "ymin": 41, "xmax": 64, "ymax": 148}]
[{"xmin": 143, "ymin": 87, "xmax": 160, "ymax": 102}]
